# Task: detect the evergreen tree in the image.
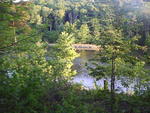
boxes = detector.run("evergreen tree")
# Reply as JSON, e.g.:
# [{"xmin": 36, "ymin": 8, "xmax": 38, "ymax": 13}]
[
  {"xmin": 90, "ymin": 26, "xmax": 148, "ymax": 113},
  {"xmin": 0, "ymin": 2, "xmax": 52, "ymax": 112},
  {"xmin": 48, "ymin": 32, "xmax": 79, "ymax": 79},
  {"xmin": 76, "ymin": 24, "xmax": 91, "ymax": 43}
]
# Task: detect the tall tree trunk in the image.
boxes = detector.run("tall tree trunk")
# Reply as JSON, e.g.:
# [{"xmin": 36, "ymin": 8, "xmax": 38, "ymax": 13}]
[
  {"xmin": 104, "ymin": 79, "xmax": 108, "ymax": 90},
  {"xmin": 13, "ymin": 21, "xmax": 17, "ymax": 43},
  {"xmin": 111, "ymin": 53, "xmax": 115, "ymax": 113}
]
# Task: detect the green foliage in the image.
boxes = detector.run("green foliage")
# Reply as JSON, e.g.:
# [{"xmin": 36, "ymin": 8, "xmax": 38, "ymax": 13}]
[
  {"xmin": 0, "ymin": 2, "xmax": 51, "ymax": 113},
  {"xmin": 89, "ymin": 25, "xmax": 149, "ymax": 113},
  {"xmin": 90, "ymin": 26, "xmax": 148, "ymax": 84},
  {"xmin": 0, "ymin": 31, "xmax": 52, "ymax": 113},
  {"xmin": 29, "ymin": 4, "xmax": 42, "ymax": 25},
  {"xmin": 28, "ymin": 0, "xmax": 150, "ymax": 47},
  {"xmin": 43, "ymin": 30, "xmax": 60, "ymax": 43},
  {"xmin": 76, "ymin": 24, "xmax": 91, "ymax": 43},
  {"xmin": 1, "ymin": 0, "xmax": 150, "ymax": 113},
  {"xmin": 145, "ymin": 33, "xmax": 150, "ymax": 47},
  {"xmin": 43, "ymin": 83, "xmax": 150, "ymax": 113},
  {"xmin": 64, "ymin": 22, "xmax": 77, "ymax": 35},
  {"xmin": 48, "ymin": 32, "xmax": 79, "ymax": 78}
]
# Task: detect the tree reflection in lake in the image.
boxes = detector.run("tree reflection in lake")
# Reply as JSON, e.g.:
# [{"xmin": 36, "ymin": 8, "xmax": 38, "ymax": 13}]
[{"xmin": 72, "ymin": 51, "xmax": 136, "ymax": 94}]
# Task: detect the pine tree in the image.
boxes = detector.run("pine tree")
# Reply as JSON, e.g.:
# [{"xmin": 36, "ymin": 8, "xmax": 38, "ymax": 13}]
[
  {"xmin": 0, "ymin": 2, "xmax": 52, "ymax": 112},
  {"xmin": 77, "ymin": 24, "xmax": 91, "ymax": 43},
  {"xmin": 90, "ymin": 26, "xmax": 147, "ymax": 113},
  {"xmin": 48, "ymin": 32, "xmax": 79, "ymax": 79}
]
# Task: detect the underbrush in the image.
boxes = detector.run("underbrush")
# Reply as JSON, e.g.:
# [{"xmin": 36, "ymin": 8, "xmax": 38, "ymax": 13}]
[
  {"xmin": 43, "ymin": 82, "xmax": 150, "ymax": 113},
  {"xmin": 1, "ymin": 80, "xmax": 150, "ymax": 113}
]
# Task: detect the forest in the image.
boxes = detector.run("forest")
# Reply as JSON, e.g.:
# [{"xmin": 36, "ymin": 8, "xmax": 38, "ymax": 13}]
[{"xmin": 0, "ymin": 0, "xmax": 150, "ymax": 113}]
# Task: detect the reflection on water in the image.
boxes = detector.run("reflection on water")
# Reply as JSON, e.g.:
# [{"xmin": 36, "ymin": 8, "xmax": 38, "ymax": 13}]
[
  {"xmin": 72, "ymin": 51, "xmax": 135, "ymax": 93},
  {"xmin": 73, "ymin": 51, "xmax": 98, "ymax": 88}
]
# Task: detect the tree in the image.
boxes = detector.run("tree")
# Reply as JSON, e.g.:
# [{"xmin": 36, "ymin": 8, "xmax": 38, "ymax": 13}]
[
  {"xmin": 64, "ymin": 22, "xmax": 77, "ymax": 35},
  {"xmin": 48, "ymin": 32, "xmax": 79, "ymax": 80},
  {"xmin": 0, "ymin": 2, "xmax": 30, "ymax": 55},
  {"xmin": 90, "ymin": 26, "xmax": 148, "ymax": 113},
  {"xmin": 29, "ymin": 4, "xmax": 42, "ymax": 25},
  {"xmin": 88, "ymin": 18, "xmax": 101, "ymax": 44},
  {"xmin": 0, "ymin": 2, "xmax": 52, "ymax": 112},
  {"xmin": 76, "ymin": 24, "xmax": 91, "ymax": 43}
]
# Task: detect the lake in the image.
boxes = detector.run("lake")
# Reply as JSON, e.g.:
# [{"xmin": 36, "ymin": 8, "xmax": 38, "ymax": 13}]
[{"xmin": 72, "ymin": 51, "xmax": 138, "ymax": 94}]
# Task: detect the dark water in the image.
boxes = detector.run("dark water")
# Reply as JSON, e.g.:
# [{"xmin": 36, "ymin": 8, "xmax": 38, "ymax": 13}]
[{"xmin": 72, "ymin": 51, "xmax": 136, "ymax": 94}]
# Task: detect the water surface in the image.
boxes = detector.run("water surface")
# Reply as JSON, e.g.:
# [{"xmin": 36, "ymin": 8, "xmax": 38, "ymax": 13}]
[{"xmin": 73, "ymin": 51, "xmax": 135, "ymax": 93}]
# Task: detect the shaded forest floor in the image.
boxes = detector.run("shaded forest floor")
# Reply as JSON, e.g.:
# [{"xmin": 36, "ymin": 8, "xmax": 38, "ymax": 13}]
[{"xmin": 42, "ymin": 82, "xmax": 150, "ymax": 113}]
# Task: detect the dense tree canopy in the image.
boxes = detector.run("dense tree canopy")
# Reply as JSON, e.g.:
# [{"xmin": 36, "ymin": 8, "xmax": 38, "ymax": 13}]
[{"xmin": 0, "ymin": 0, "xmax": 150, "ymax": 113}]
